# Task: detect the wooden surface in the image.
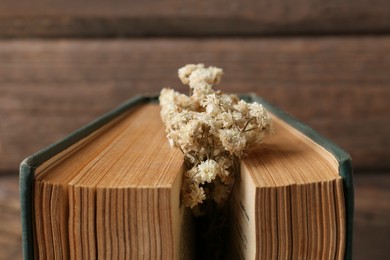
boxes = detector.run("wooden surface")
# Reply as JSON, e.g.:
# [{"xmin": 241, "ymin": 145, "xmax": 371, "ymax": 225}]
[
  {"xmin": 1, "ymin": 37, "xmax": 389, "ymax": 171},
  {"xmin": 0, "ymin": 1, "xmax": 390, "ymax": 37},
  {"xmin": 0, "ymin": 172, "xmax": 388, "ymax": 259}
]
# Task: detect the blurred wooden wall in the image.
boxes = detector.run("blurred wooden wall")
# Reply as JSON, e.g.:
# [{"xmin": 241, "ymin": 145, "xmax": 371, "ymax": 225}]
[
  {"xmin": 0, "ymin": 1, "xmax": 389, "ymax": 172},
  {"xmin": 0, "ymin": 1, "xmax": 390, "ymax": 260}
]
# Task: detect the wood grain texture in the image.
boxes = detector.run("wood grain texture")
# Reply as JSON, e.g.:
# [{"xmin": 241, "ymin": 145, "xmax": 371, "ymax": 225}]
[
  {"xmin": 1, "ymin": 172, "xmax": 388, "ymax": 260},
  {"xmin": 1, "ymin": 37, "xmax": 389, "ymax": 171},
  {"xmin": 0, "ymin": 0, "xmax": 389, "ymax": 37},
  {"xmin": 353, "ymin": 173, "xmax": 390, "ymax": 260},
  {"xmin": 0, "ymin": 173, "xmax": 22, "ymax": 260}
]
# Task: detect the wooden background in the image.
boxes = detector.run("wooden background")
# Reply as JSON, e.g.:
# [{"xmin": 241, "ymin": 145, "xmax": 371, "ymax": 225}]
[{"xmin": 0, "ymin": 1, "xmax": 389, "ymax": 259}]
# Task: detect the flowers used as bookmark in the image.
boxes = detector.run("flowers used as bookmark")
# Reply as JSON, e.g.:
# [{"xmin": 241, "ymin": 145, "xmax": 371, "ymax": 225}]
[{"xmin": 159, "ymin": 64, "xmax": 273, "ymax": 214}]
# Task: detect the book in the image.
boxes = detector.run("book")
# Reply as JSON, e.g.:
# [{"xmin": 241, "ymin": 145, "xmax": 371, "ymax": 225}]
[{"xmin": 20, "ymin": 94, "xmax": 353, "ymax": 260}]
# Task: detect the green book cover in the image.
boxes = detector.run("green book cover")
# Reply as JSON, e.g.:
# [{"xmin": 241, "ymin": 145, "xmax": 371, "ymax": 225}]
[{"xmin": 20, "ymin": 94, "xmax": 353, "ymax": 260}]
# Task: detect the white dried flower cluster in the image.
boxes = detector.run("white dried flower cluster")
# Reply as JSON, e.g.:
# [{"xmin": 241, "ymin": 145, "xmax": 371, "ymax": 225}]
[{"xmin": 160, "ymin": 64, "xmax": 273, "ymax": 211}]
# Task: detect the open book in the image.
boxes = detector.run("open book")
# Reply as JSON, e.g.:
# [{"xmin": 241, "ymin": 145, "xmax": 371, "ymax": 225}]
[{"xmin": 20, "ymin": 94, "xmax": 353, "ymax": 259}]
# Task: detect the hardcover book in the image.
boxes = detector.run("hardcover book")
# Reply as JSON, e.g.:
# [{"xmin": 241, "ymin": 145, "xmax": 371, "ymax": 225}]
[{"xmin": 20, "ymin": 94, "xmax": 353, "ymax": 259}]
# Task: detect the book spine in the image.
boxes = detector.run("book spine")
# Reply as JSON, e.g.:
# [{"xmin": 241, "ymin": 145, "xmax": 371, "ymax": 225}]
[
  {"xmin": 339, "ymin": 159, "xmax": 354, "ymax": 260},
  {"xmin": 19, "ymin": 160, "xmax": 35, "ymax": 260}
]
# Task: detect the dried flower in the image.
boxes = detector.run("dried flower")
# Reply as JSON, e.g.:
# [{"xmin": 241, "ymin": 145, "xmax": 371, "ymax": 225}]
[
  {"xmin": 183, "ymin": 184, "xmax": 206, "ymax": 208},
  {"xmin": 160, "ymin": 64, "xmax": 273, "ymax": 211},
  {"xmin": 197, "ymin": 159, "xmax": 219, "ymax": 184},
  {"xmin": 218, "ymin": 128, "xmax": 247, "ymax": 156}
]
